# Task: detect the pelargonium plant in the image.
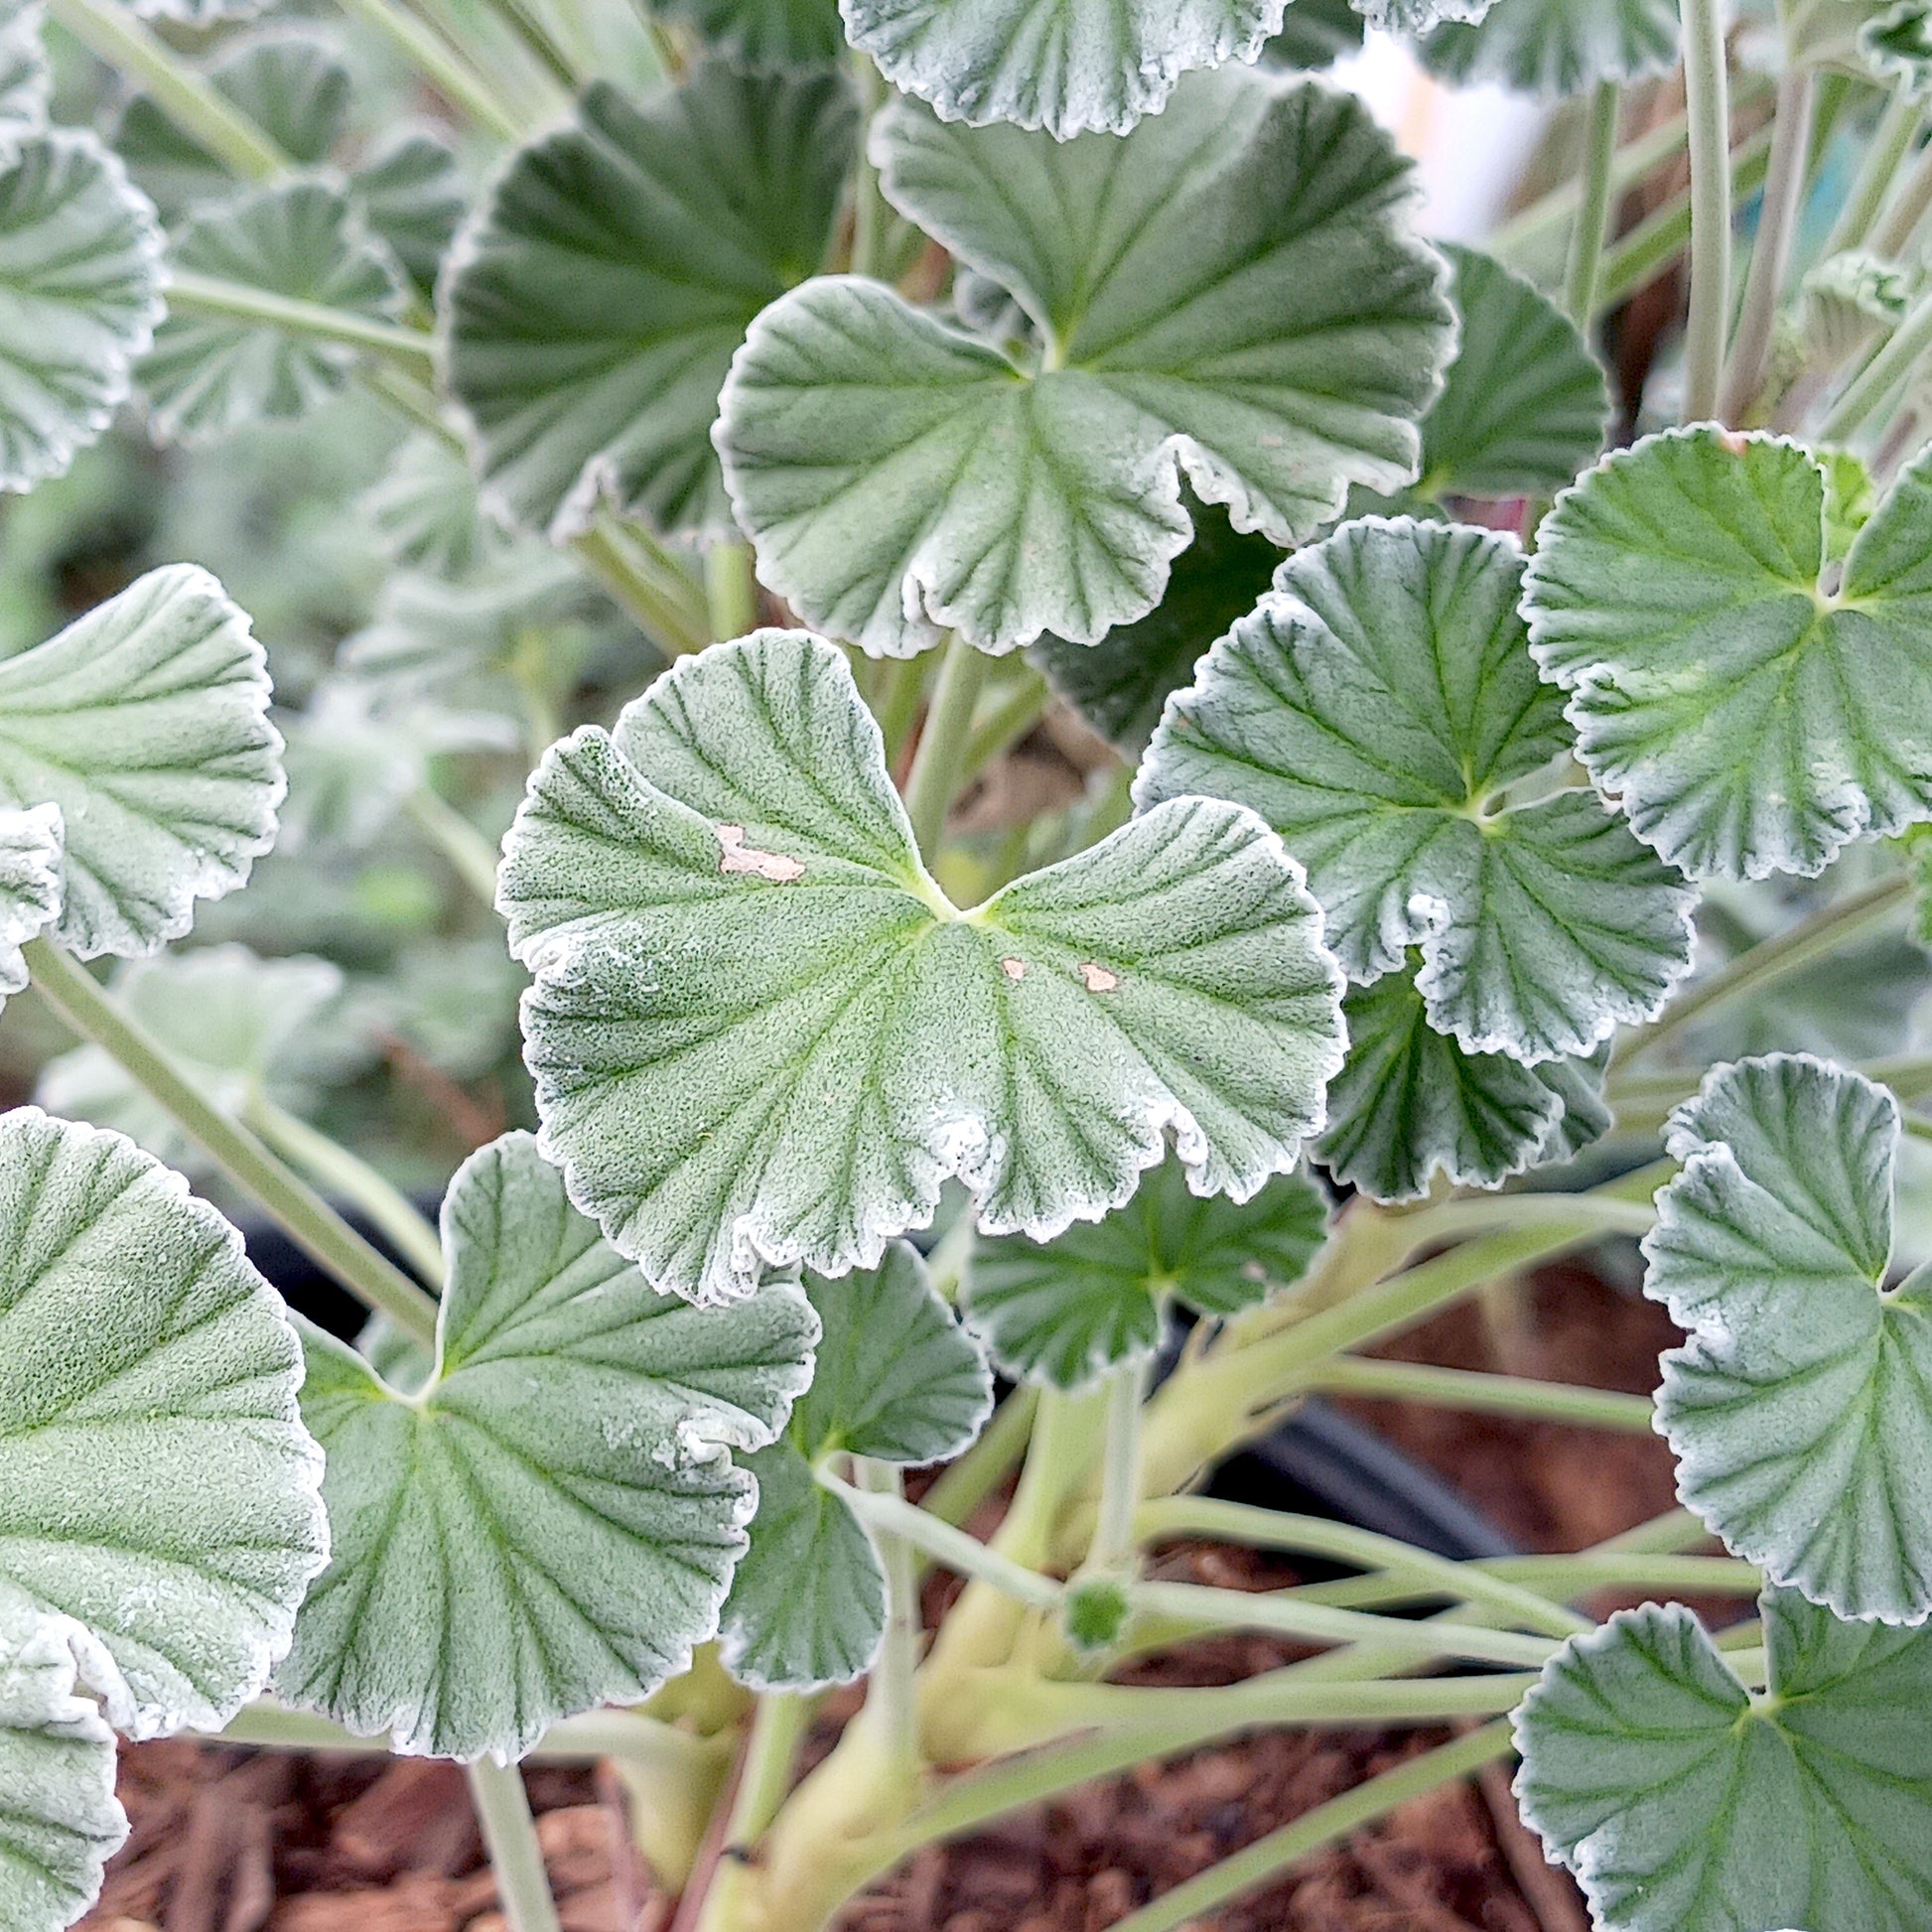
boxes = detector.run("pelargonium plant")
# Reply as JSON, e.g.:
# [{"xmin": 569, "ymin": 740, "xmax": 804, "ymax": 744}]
[{"xmin": 0, "ymin": 0, "xmax": 1929, "ymax": 1926}]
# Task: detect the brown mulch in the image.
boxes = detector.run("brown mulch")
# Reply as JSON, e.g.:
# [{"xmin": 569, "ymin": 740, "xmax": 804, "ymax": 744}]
[{"xmin": 82, "ymin": 1261, "xmax": 1668, "ymax": 1932}]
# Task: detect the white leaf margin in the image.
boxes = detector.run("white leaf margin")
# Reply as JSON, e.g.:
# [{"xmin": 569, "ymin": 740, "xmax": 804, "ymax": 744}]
[{"xmin": 0, "ymin": 802, "xmax": 59, "ymax": 994}]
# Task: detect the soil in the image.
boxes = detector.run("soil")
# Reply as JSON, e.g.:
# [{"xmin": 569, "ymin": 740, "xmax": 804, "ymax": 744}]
[{"xmin": 80, "ymin": 1257, "xmax": 1679, "ymax": 1932}]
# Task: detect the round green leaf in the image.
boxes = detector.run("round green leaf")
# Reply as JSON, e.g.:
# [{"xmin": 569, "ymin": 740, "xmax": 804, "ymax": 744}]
[
  {"xmin": 0, "ymin": 1606, "xmax": 126, "ymax": 1932},
  {"xmin": 1318, "ymin": 969, "xmax": 1610, "ymax": 1202},
  {"xmin": 0, "ymin": 1107, "xmax": 327, "ymax": 1738},
  {"xmin": 141, "ymin": 179, "xmax": 404, "ymax": 446},
  {"xmin": 0, "ymin": 0, "xmax": 49, "ymax": 164},
  {"xmin": 1525, "ymin": 429, "xmax": 1932, "ymax": 882},
  {"xmin": 1646, "ymin": 1053, "xmax": 1932, "ymax": 1625},
  {"xmin": 445, "ymin": 64, "xmax": 858, "ymax": 541},
  {"xmin": 965, "ymin": 1160, "xmax": 1328, "ymax": 1388},
  {"xmin": 1358, "ymin": 0, "xmax": 1494, "ymax": 26},
  {"xmin": 1421, "ymin": 0, "xmax": 1678, "ymax": 95},
  {"xmin": 0, "ymin": 802, "xmax": 59, "ymax": 997},
  {"xmin": 1263, "ymin": 0, "xmax": 1364, "ymax": 66},
  {"xmin": 1138, "ymin": 517, "xmax": 1696, "ymax": 1063},
  {"xmin": 0, "ymin": 565, "xmax": 283, "ymax": 959},
  {"xmin": 1515, "ymin": 1587, "xmax": 1932, "ymax": 1932},
  {"xmin": 0, "ymin": 130, "xmax": 163, "ymax": 491},
  {"xmin": 718, "ymin": 70, "xmax": 1453, "ymax": 657},
  {"xmin": 351, "ymin": 127, "xmax": 465, "ymax": 299},
  {"xmin": 282, "ymin": 1130, "xmax": 818, "ymax": 1761},
  {"xmin": 660, "ymin": 0, "xmax": 844, "ymax": 65},
  {"xmin": 499, "ymin": 629, "xmax": 1345, "ymax": 1306},
  {"xmin": 840, "ymin": 0, "xmax": 1291, "ymax": 138}
]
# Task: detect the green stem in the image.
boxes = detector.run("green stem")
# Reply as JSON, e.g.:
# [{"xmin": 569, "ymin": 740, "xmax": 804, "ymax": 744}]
[
  {"xmin": 48, "ymin": 0, "xmax": 286, "ymax": 175},
  {"xmin": 1100, "ymin": 1725, "xmax": 1516, "ymax": 1932},
  {"xmin": 704, "ymin": 542, "xmax": 759, "ymax": 642},
  {"xmin": 918, "ymin": 1383, "xmax": 1038, "ymax": 1531},
  {"xmin": 468, "ymin": 1760, "xmax": 564, "ymax": 1932},
  {"xmin": 1824, "ymin": 93, "xmax": 1922, "ymax": 257},
  {"xmin": 1566, "ymin": 80, "xmax": 1622, "ymax": 329},
  {"xmin": 1681, "ymin": 0, "xmax": 1733, "ymax": 419},
  {"xmin": 902, "ymin": 635, "xmax": 992, "ymax": 857},
  {"xmin": 872, "ymin": 653, "xmax": 929, "ymax": 767},
  {"xmin": 1872, "ymin": 123, "xmax": 1932, "ymax": 260},
  {"xmin": 960, "ymin": 668, "xmax": 1051, "ymax": 783},
  {"xmin": 724, "ymin": 1693, "xmax": 813, "ymax": 1853},
  {"xmin": 570, "ymin": 518, "xmax": 711, "ymax": 658},
  {"xmin": 1475, "ymin": 1551, "xmax": 1760, "ymax": 1597},
  {"xmin": 243, "ymin": 1096, "xmax": 446, "ymax": 1289},
  {"xmin": 1721, "ymin": 65, "xmax": 1816, "ymax": 422},
  {"xmin": 853, "ymin": 1459, "xmax": 922, "ymax": 1773},
  {"xmin": 483, "ymin": 0, "xmax": 582, "ymax": 93},
  {"xmin": 1494, "ymin": 103, "xmax": 1691, "ymax": 263},
  {"xmin": 1823, "ymin": 282, "xmax": 1932, "ymax": 445},
  {"xmin": 25, "ymin": 938, "xmax": 440, "ymax": 1347},
  {"xmin": 164, "ymin": 271, "xmax": 437, "ymax": 372},
  {"xmin": 1304, "ymin": 1356, "xmax": 1657, "ymax": 1433},
  {"xmin": 1083, "ymin": 1359, "xmax": 1148, "ymax": 1579},
  {"xmin": 333, "ymin": 0, "xmax": 524, "ymax": 139},
  {"xmin": 404, "ymin": 784, "xmax": 502, "ymax": 905},
  {"xmin": 1595, "ymin": 124, "xmax": 1773, "ymax": 315},
  {"xmin": 848, "ymin": 48, "xmax": 891, "ymax": 279},
  {"xmin": 829, "ymin": 1473, "xmax": 1063, "ymax": 1610}
]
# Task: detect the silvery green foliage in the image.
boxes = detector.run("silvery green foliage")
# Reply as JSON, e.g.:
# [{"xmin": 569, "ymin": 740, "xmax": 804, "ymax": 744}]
[
  {"xmin": 659, "ymin": 0, "xmax": 845, "ymax": 65},
  {"xmin": 499, "ymin": 630, "xmax": 1345, "ymax": 1306},
  {"xmin": 0, "ymin": 131, "xmax": 164, "ymax": 490},
  {"xmin": 127, "ymin": 0, "xmax": 263, "ymax": 23},
  {"xmin": 1420, "ymin": 0, "xmax": 1678, "ymax": 94},
  {"xmin": 1646, "ymin": 1055, "xmax": 1932, "ymax": 1625},
  {"xmin": 282, "ymin": 1132, "xmax": 817, "ymax": 1761},
  {"xmin": 839, "ymin": 0, "xmax": 1288, "ymax": 138},
  {"xmin": 1515, "ymin": 1587, "xmax": 1932, "ymax": 1932},
  {"xmin": 1863, "ymin": 0, "xmax": 1932, "ymax": 95},
  {"xmin": 444, "ymin": 63, "xmax": 858, "ymax": 541},
  {"xmin": 718, "ymin": 70, "xmax": 1454, "ymax": 657},
  {"xmin": 0, "ymin": 0, "xmax": 48, "ymax": 162},
  {"xmin": 141, "ymin": 180, "xmax": 406, "ymax": 446},
  {"xmin": 360, "ymin": 431, "xmax": 498, "ymax": 578},
  {"xmin": 1318, "ymin": 971, "xmax": 1610, "ymax": 1202},
  {"xmin": 722, "ymin": 1243, "xmax": 992, "ymax": 1689},
  {"xmin": 0, "ymin": 802, "xmax": 59, "ymax": 996},
  {"xmin": 350, "ymin": 128, "xmax": 465, "ymax": 298},
  {"xmin": 1354, "ymin": 0, "xmax": 1493, "ymax": 28},
  {"xmin": 0, "ymin": 1604, "xmax": 127, "ymax": 1932},
  {"xmin": 1138, "ymin": 517, "xmax": 1697, "ymax": 1063},
  {"xmin": 1524, "ymin": 429, "xmax": 1932, "ymax": 882},
  {"xmin": 964, "ymin": 1160, "xmax": 1327, "ymax": 1388},
  {"xmin": 0, "ymin": 1108, "xmax": 327, "ymax": 1738},
  {"xmin": 0, "ymin": 566, "xmax": 283, "ymax": 958}
]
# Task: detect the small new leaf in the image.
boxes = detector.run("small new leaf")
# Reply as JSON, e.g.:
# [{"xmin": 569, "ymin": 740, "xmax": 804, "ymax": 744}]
[
  {"xmin": 500, "ymin": 629, "xmax": 1345, "ymax": 1306},
  {"xmin": 1646, "ymin": 1054, "xmax": 1932, "ymax": 1624},
  {"xmin": 964, "ymin": 1161, "xmax": 1328, "ymax": 1388},
  {"xmin": 718, "ymin": 71, "xmax": 1453, "ymax": 656},
  {"xmin": 1138, "ymin": 517, "xmax": 1696, "ymax": 1062},
  {"xmin": 281, "ymin": 1132, "xmax": 818, "ymax": 1760},
  {"xmin": 0, "ymin": 566, "xmax": 283, "ymax": 958},
  {"xmin": 1515, "ymin": 1587, "xmax": 1932, "ymax": 1932},
  {"xmin": 1524, "ymin": 428, "xmax": 1932, "ymax": 881}
]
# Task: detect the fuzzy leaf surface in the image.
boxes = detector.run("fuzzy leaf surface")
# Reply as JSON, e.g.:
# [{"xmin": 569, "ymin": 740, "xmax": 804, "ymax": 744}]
[
  {"xmin": 446, "ymin": 65, "xmax": 857, "ymax": 540},
  {"xmin": 660, "ymin": 0, "xmax": 844, "ymax": 64},
  {"xmin": 0, "ymin": 565, "xmax": 282, "ymax": 958},
  {"xmin": 964, "ymin": 1161, "xmax": 1327, "ymax": 1387},
  {"xmin": 1138, "ymin": 517, "xmax": 1695, "ymax": 1062},
  {"xmin": 718, "ymin": 71, "xmax": 1453, "ymax": 656},
  {"xmin": 0, "ymin": 803, "xmax": 58, "ymax": 996},
  {"xmin": 281, "ymin": 1131, "xmax": 817, "ymax": 1760},
  {"xmin": 1515, "ymin": 1587, "xmax": 1932, "ymax": 1931},
  {"xmin": 1421, "ymin": 0, "xmax": 1676, "ymax": 94},
  {"xmin": 1524, "ymin": 428, "xmax": 1932, "ymax": 881},
  {"xmin": 0, "ymin": 0, "xmax": 47, "ymax": 162},
  {"xmin": 500, "ymin": 629, "xmax": 1345, "ymax": 1306}
]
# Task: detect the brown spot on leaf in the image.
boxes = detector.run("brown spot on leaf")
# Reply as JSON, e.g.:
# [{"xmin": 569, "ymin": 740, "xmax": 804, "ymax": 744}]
[
  {"xmin": 717, "ymin": 823, "xmax": 805, "ymax": 884},
  {"xmin": 1078, "ymin": 962, "xmax": 1120, "ymax": 993},
  {"xmin": 1001, "ymin": 957, "xmax": 1027, "ymax": 982}
]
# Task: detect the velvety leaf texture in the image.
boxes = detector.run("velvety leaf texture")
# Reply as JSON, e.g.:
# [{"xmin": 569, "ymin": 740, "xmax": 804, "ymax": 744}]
[
  {"xmin": 0, "ymin": 803, "xmax": 59, "ymax": 997},
  {"xmin": 0, "ymin": 565, "xmax": 284, "ymax": 958},
  {"xmin": 1515, "ymin": 1587, "xmax": 1932, "ymax": 1931},
  {"xmin": 1645, "ymin": 1054, "xmax": 1932, "ymax": 1624},
  {"xmin": 445, "ymin": 63, "xmax": 858, "ymax": 540},
  {"xmin": 964, "ymin": 1160, "xmax": 1328, "ymax": 1387},
  {"xmin": 281, "ymin": 1131, "xmax": 818, "ymax": 1761},
  {"xmin": 718, "ymin": 69, "xmax": 1454, "ymax": 656},
  {"xmin": 1138, "ymin": 517, "xmax": 1696, "ymax": 1063},
  {"xmin": 0, "ymin": 0, "xmax": 48, "ymax": 163},
  {"xmin": 659, "ymin": 0, "xmax": 845, "ymax": 66},
  {"xmin": 0, "ymin": 1108, "xmax": 327, "ymax": 1739},
  {"xmin": 499, "ymin": 629, "xmax": 1345, "ymax": 1306},
  {"xmin": 1524, "ymin": 428, "xmax": 1932, "ymax": 881},
  {"xmin": 1421, "ymin": 0, "xmax": 1678, "ymax": 95}
]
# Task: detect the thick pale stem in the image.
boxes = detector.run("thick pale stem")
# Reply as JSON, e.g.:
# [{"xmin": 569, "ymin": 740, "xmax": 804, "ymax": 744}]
[
  {"xmin": 1681, "ymin": 0, "xmax": 1733, "ymax": 420},
  {"xmin": 1823, "ymin": 282, "xmax": 1932, "ymax": 445},
  {"xmin": 165, "ymin": 272, "xmax": 437, "ymax": 371},
  {"xmin": 1083, "ymin": 1359, "xmax": 1148, "ymax": 1578},
  {"xmin": 1721, "ymin": 65, "xmax": 1815, "ymax": 422},
  {"xmin": 847, "ymin": 49, "xmax": 892, "ymax": 279},
  {"xmin": 405, "ymin": 785, "xmax": 503, "ymax": 906},
  {"xmin": 704, "ymin": 542, "xmax": 760, "ymax": 642},
  {"xmin": 831, "ymin": 1475, "xmax": 1062, "ymax": 1610},
  {"xmin": 570, "ymin": 518, "xmax": 711, "ymax": 659},
  {"xmin": 1595, "ymin": 124, "xmax": 1773, "ymax": 316},
  {"xmin": 1824, "ymin": 93, "xmax": 1922, "ymax": 257},
  {"xmin": 1303, "ymin": 1357, "xmax": 1657, "ymax": 1435},
  {"xmin": 25, "ymin": 938, "xmax": 440, "ymax": 1346},
  {"xmin": 853, "ymin": 1458, "xmax": 922, "ymax": 1776},
  {"xmin": 1565, "ymin": 81, "xmax": 1622, "ymax": 328},
  {"xmin": 468, "ymin": 1760, "xmax": 564, "ymax": 1932},
  {"xmin": 902, "ymin": 635, "xmax": 992, "ymax": 857},
  {"xmin": 333, "ymin": 0, "xmax": 525, "ymax": 139},
  {"xmin": 1872, "ymin": 127, "xmax": 1932, "ymax": 261}
]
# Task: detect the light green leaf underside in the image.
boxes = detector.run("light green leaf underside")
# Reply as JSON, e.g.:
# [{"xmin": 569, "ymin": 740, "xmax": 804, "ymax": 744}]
[
  {"xmin": 965, "ymin": 1160, "xmax": 1327, "ymax": 1388},
  {"xmin": 0, "ymin": 802, "xmax": 58, "ymax": 996},
  {"xmin": 141, "ymin": 179, "xmax": 404, "ymax": 447},
  {"xmin": 1137, "ymin": 516, "xmax": 1695, "ymax": 1063},
  {"xmin": 718, "ymin": 70, "xmax": 1453, "ymax": 657},
  {"xmin": 659, "ymin": 0, "xmax": 844, "ymax": 65},
  {"xmin": 1646, "ymin": 1053, "xmax": 1932, "ymax": 1624},
  {"xmin": 0, "ymin": 565, "xmax": 282, "ymax": 958},
  {"xmin": 499, "ymin": 629, "xmax": 1344, "ymax": 1306},
  {"xmin": 1421, "ymin": 0, "xmax": 1678, "ymax": 94},
  {"xmin": 1318, "ymin": 969, "xmax": 1609, "ymax": 1202},
  {"xmin": 351, "ymin": 127, "xmax": 465, "ymax": 297},
  {"xmin": 445, "ymin": 63, "xmax": 857, "ymax": 541},
  {"xmin": 0, "ymin": 1107, "xmax": 326, "ymax": 1738},
  {"xmin": 281, "ymin": 1131, "xmax": 817, "ymax": 1761},
  {"xmin": 723, "ymin": 1243, "xmax": 990, "ymax": 1688},
  {"xmin": 0, "ymin": 130, "xmax": 164, "ymax": 491},
  {"xmin": 838, "ymin": 0, "xmax": 1287, "ymax": 138},
  {"xmin": 1515, "ymin": 1587, "xmax": 1932, "ymax": 1932},
  {"xmin": 1524, "ymin": 428, "xmax": 1932, "ymax": 882},
  {"xmin": 0, "ymin": 1605, "xmax": 126, "ymax": 1932},
  {"xmin": 0, "ymin": 0, "xmax": 48, "ymax": 163}
]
